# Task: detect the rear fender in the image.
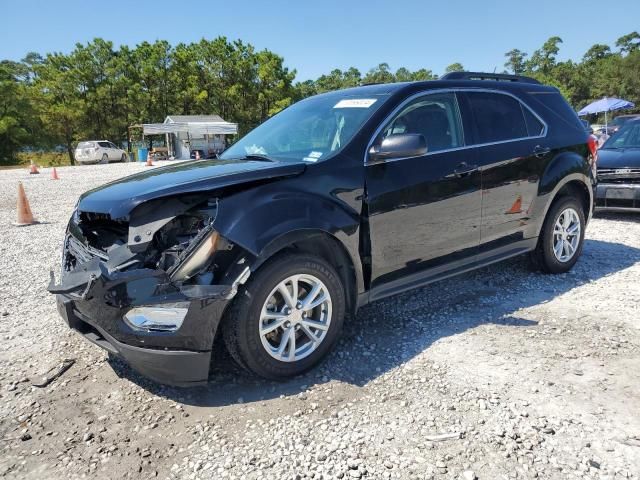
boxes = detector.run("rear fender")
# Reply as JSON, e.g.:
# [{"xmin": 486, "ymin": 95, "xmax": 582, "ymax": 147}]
[{"xmin": 527, "ymin": 149, "xmax": 593, "ymax": 237}]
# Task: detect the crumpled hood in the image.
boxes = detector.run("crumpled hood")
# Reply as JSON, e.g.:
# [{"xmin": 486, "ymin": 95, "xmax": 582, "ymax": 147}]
[
  {"xmin": 77, "ymin": 159, "xmax": 306, "ymax": 218},
  {"xmin": 597, "ymin": 148, "xmax": 640, "ymax": 169}
]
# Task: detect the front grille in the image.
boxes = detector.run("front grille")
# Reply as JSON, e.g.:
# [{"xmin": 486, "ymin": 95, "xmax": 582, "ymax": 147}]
[
  {"xmin": 597, "ymin": 168, "xmax": 640, "ymax": 183},
  {"xmin": 64, "ymin": 235, "xmax": 109, "ymax": 272}
]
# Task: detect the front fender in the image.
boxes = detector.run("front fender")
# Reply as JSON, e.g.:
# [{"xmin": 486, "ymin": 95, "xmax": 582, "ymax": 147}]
[{"xmin": 212, "ymin": 186, "xmax": 364, "ymax": 294}]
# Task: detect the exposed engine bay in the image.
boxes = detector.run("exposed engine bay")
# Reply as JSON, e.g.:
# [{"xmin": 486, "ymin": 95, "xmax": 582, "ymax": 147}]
[{"xmin": 52, "ymin": 195, "xmax": 252, "ymax": 301}]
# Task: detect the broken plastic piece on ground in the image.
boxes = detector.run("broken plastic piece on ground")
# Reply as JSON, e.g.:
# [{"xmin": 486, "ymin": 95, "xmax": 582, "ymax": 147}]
[
  {"xmin": 423, "ymin": 432, "xmax": 462, "ymax": 442},
  {"xmin": 32, "ymin": 358, "xmax": 75, "ymax": 388}
]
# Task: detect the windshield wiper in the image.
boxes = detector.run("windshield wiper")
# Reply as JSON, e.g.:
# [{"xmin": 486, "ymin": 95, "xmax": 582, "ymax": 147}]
[{"xmin": 238, "ymin": 154, "xmax": 274, "ymax": 162}]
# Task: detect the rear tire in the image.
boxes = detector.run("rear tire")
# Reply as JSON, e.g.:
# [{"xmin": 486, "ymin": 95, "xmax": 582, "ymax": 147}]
[
  {"xmin": 121, "ymin": 153, "xmax": 127, "ymax": 162},
  {"xmin": 530, "ymin": 196, "xmax": 585, "ymax": 274},
  {"xmin": 223, "ymin": 253, "xmax": 345, "ymax": 379}
]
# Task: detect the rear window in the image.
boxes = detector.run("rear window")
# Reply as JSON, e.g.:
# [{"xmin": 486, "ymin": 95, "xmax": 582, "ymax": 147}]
[
  {"xmin": 528, "ymin": 91, "xmax": 584, "ymax": 132},
  {"xmin": 77, "ymin": 142, "xmax": 95, "ymax": 148}
]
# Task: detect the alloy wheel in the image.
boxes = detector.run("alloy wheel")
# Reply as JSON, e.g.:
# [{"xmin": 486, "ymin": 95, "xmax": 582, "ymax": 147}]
[
  {"xmin": 259, "ymin": 274, "xmax": 332, "ymax": 362},
  {"xmin": 552, "ymin": 207, "xmax": 581, "ymax": 263}
]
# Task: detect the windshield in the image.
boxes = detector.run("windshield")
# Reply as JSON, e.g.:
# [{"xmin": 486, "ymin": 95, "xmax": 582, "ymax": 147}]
[
  {"xmin": 603, "ymin": 121, "xmax": 640, "ymax": 149},
  {"xmin": 220, "ymin": 93, "xmax": 388, "ymax": 163}
]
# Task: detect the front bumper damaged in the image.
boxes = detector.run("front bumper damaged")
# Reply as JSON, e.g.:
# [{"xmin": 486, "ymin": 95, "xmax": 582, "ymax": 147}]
[{"xmin": 48, "ymin": 247, "xmax": 250, "ymax": 386}]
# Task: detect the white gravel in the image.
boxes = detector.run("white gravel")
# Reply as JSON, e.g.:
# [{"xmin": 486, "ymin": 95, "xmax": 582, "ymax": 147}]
[{"xmin": 0, "ymin": 162, "xmax": 639, "ymax": 479}]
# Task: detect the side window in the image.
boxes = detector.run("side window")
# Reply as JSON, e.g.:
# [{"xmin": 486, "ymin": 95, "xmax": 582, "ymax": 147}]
[
  {"xmin": 98, "ymin": 141, "xmax": 110, "ymax": 148},
  {"xmin": 522, "ymin": 106, "xmax": 545, "ymax": 137},
  {"xmin": 381, "ymin": 93, "xmax": 463, "ymax": 153},
  {"xmin": 466, "ymin": 92, "xmax": 529, "ymax": 143}
]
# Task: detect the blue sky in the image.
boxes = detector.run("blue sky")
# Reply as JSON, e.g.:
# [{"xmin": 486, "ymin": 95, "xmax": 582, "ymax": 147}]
[{"xmin": 1, "ymin": 0, "xmax": 639, "ymax": 81}]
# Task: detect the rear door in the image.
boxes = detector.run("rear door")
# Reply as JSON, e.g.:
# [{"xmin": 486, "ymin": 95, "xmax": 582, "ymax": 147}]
[
  {"xmin": 108, "ymin": 142, "xmax": 121, "ymax": 160},
  {"xmin": 365, "ymin": 91, "xmax": 482, "ymax": 294},
  {"xmin": 459, "ymin": 91, "xmax": 549, "ymax": 252},
  {"xmin": 97, "ymin": 141, "xmax": 111, "ymax": 161}
]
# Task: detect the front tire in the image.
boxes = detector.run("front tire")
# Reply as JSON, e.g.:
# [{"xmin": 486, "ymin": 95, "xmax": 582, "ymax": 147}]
[
  {"xmin": 223, "ymin": 253, "xmax": 345, "ymax": 379},
  {"xmin": 530, "ymin": 196, "xmax": 585, "ymax": 274},
  {"xmin": 100, "ymin": 153, "xmax": 108, "ymax": 164}
]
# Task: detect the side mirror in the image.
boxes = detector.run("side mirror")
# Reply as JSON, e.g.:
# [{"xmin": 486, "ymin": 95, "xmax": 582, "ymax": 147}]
[{"xmin": 368, "ymin": 133, "xmax": 428, "ymax": 164}]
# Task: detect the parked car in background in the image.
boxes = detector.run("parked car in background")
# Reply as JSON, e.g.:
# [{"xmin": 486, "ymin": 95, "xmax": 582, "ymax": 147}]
[
  {"xmin": 608, "ymin": 114, "xmax": 640, "ymax": 134},
  {"xmin": 74, "ymin": 141, "xmax": 128, "ymax": 164},
  {"xmin": 49, "ymin": 72, "xmax": 594, "ymax": 386},
  {"xmin": 580, "ymin": 118, "xmax": 594, "ymax": 134},
  {"xmin": 595, "ymin": 118, "xmax": 640, "ymax": 211}
]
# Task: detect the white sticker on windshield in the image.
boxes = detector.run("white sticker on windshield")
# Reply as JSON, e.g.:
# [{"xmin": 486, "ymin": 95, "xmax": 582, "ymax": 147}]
[
  {"xmin": 334, "ymin": 99, "xmax": 377, "ymax": 109},
  {"xmin": 308, "ymin": 151, "xmax": 323, "ymax": 158},
  {"xmin": 303, "ymin": 157, "xmax": 318, "ymax": 163}
]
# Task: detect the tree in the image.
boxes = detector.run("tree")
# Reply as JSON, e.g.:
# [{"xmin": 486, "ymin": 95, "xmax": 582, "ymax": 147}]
[
  {"xmin": 0, "ymin": 62, "xmax": 33, "ymax": 163},
  {"xmin": 363, "ymin": 63, "xmax": 395, "ymax": 84},
  {"xmin": 583, "ymin": 44, "xmax": 612, "ymax": 63},
  {"xmin": 528, "ymin": 36, "xmax": 563, "ymax": 74},
  {"xmin": 504, "ymin": 49, "xmax": 527, "ymax": 74},
  {"xmin": 30, "ymin": 53, "xmax": 86, "ymax": 164},
  {"xmin": 615, "ymin": 31, "xmax": 640, "ymax": 54},
  {"xmin": 445, "ymin": 62, "xmax": 464, "ymax": 74}
]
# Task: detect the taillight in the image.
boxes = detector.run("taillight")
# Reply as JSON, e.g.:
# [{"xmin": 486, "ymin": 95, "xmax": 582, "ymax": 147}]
[
  {"xmin": 587, "ymin": 134, "xmax": 598, "ymax": 177},
  {"xmin": 587, "ymin": 135, "xmax": 598, "ymax": 157}
]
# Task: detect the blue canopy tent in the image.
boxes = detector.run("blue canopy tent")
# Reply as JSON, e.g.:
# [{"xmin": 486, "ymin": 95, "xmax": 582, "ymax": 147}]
[{"xmin": 578, "ymin": 97, "xmax": 635, "ymax": 132}]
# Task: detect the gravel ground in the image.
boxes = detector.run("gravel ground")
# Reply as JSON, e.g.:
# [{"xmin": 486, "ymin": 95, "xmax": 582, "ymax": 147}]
[{"xmin": 0, "ymin": 162, "xmax": 639, "ymax": 480}]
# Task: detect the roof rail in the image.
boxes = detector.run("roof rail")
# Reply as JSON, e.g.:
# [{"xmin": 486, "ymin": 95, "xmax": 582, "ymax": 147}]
[{"xmin": 441, "ymin": 71, "xmax": 541, "ymax": 85}]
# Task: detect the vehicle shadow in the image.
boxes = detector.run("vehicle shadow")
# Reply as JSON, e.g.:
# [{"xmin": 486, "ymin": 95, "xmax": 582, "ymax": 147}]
[
  {"xmin": 594, "ymin": 210, "xmax": 640, "ymax": 223},
  {"xmin": 109, "ymin": 238, "xmax": 640, "ymax": 407}
]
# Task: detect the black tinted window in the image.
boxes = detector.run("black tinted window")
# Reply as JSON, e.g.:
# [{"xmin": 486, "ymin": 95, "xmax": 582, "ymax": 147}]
[
  {"xmin": 382, "ymin": 93, "xmax": 463, "ymax": 153},
  {"xmin": 522, "ymin": 106, "xmax": 544, "ymax": 136},
  {"xmin": 98, "ymin": 142, "xmax": 110, "ymax": 148},
  {"xmin": 466, "ymin": 92, "xmax": 527, "ymax": 143}
]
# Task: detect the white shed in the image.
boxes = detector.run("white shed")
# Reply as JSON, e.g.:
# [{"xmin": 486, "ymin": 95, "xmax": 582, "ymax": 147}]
[{"xmin": 142, "ymin": 115, "xmax": 238, "ymax": 159}]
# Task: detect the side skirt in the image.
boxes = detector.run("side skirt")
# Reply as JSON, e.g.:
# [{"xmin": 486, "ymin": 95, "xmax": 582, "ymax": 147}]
[{"xmin": 361, "ymin": 238, "xmax": 538, "ymax": 305}]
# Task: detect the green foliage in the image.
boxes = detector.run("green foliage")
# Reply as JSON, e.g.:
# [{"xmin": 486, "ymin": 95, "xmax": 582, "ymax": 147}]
[
  {"xmin": 2, "ymin": 32, "xmax": 640, "ymax": 164},
  {"xmin": 504, "ymin": 49, "xmax": 528, "ymax": 74},
  {"xmin": 445, "ymin": 63, "xmax": 464, "ymax": 74}
]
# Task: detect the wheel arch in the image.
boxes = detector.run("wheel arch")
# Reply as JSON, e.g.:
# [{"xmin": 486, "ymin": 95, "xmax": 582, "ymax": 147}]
[
  {"xmin": 251, "ymin": 229, "xmax": 361, "ymax": 320},
  {"xmin": 531, "ymin": 149, "xmax": 593, "ymax": 237}
]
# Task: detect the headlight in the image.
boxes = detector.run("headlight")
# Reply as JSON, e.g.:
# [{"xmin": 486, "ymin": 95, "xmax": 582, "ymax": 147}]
[{"xmin": 170, "ymin": 230, "xmax": 219, "ymax": 281}]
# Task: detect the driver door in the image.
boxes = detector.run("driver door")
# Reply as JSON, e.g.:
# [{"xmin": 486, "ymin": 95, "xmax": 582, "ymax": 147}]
[{"xmin": 364, "ymin": 91, "xmax": 482, "ymax": 297}]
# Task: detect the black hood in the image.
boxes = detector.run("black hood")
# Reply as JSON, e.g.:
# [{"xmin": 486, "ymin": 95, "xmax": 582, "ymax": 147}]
[
  {"xmin": 597, "ymin": 148, "xmax": 640, "ymax": 169},
  {"xmin": 77, "ymin": 159, "xmax": 306, "ymax": 218}
]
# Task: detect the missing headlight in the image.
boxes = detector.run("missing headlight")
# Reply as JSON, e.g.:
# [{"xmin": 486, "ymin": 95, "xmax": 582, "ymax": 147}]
[{"xmin": 170, "ymin": 230, "xmax": 219, "ymax": 281}]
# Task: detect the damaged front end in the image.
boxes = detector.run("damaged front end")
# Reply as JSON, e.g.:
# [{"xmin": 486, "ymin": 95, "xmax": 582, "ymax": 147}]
[{"xmin": 48, "ymin": 195, "xmax": 252, "ymax": 386}]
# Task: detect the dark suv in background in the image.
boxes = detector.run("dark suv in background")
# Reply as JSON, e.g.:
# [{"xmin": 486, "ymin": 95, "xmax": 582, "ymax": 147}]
[
  {"xmin": 49, "ymin": 72, "xmax": 595, "ymax": 385},
  {"xmin": 595, "ymin": 117, "xmax": 640, "ymax": 211}
]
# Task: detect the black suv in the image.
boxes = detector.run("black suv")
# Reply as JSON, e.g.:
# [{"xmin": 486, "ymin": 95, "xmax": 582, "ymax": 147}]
[{"xmin": 49, "ymin": 72, "xmax": 594, "ymax": 386}]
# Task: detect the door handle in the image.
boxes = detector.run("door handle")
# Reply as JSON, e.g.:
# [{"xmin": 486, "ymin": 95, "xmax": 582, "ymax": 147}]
[
  {"xmin": 533, "ymin": 145, "xmax": 551, "ymax": 158},
  {"xmin": 453, "ymin": 162, "xmax": 478, "ymax": 177}
]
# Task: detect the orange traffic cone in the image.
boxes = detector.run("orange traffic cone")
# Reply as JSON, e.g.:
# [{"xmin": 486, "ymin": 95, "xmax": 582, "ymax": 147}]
[
  {"xmin": 145, "ymin": 152, "xmax": 154, "ymax": 167},
  {"xmin": 29, "ymin": 160, "xmax": 40, "ymax": 174},
  {"xmin": 51, "ymin": 167, "xmax": 60, "ymax": 180},
  {"xmin": 505, "ymin": 195, "xmax": 523, "ymax": 214},
  {"xmin": 14, "ymin": 182, "xmax": 37, "ymax": 226}
]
